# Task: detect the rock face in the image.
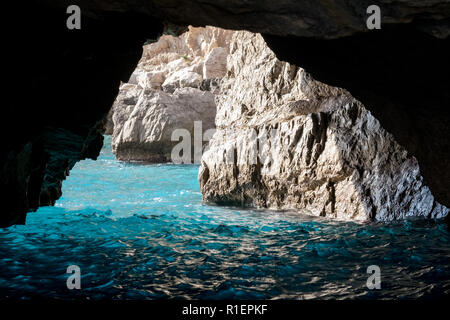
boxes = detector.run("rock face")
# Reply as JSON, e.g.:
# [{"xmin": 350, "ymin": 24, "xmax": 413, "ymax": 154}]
[
  {"xmin": 110, "ymin": 26, "xmax": 233, "ymax": 162},
  {"xmin": 199, "ymin": 31, "xmax": 448, "ymax": 221},
  {"xmin": 46, "ymin": 0, "xmax": 450, "ymax": 39}
]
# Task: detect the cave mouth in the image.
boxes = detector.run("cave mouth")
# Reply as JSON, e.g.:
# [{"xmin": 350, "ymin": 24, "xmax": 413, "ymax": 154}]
[
  {"xmin": 3, "ymin": 2, "xmax": 449, "ymax": 229},
  {"xmin": 2, "ymin": 134, "xmax": 449, "ymax": 299}
]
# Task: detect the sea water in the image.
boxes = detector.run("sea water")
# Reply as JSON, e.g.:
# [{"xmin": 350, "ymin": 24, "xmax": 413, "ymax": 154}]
[{"xmin": 1, "ymin": 136, "xmax": 449, "ymax": 299}]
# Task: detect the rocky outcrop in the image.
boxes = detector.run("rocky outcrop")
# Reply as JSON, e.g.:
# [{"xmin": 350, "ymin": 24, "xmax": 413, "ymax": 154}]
[
  {"xmin": 110, "ymin": 26, "xmax": 233, "ymax": 162},
  {"xmin": 199, "ymin": 31, "xmax": 448, "ymax": 221}
]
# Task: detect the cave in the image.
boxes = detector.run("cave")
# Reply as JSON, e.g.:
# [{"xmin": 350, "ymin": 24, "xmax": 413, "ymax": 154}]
[
  {"xmin": 2, "ymin": 1, "xmax": 449, "ymax": 227},
  {"xmin": 0, "ymin": 0, "xmax": 449, "ymax": 302}
]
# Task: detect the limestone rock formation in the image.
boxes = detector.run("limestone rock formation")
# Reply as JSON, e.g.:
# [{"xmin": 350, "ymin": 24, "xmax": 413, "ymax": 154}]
[
  {"xmin": 110, "ymin": 26, "xmax": 234, "ymax": 162},
  {"xmin": 199, "ymin": 31, "xmax": 448, "ymax": 221}
]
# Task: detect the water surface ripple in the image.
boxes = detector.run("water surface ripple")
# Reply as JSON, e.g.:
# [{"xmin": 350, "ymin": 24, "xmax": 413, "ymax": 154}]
[{"xmin": 1, "ymin": 136, "xmax": 449, "ymax": 299}]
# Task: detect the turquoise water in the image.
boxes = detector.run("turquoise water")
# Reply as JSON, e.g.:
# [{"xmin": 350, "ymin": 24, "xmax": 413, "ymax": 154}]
[{"xmin": 1, "ymin": 136, "xmax": 449, "ymax": 299}]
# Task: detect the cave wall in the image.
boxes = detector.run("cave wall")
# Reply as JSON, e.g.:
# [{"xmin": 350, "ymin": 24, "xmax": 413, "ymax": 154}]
[
  {"xmin": 1, "ymin": 3, "xmax": 163, "ymax": 227},
  {"xmin": 1, "ymin": 1, "xmax": 449, "ymax": 226}
]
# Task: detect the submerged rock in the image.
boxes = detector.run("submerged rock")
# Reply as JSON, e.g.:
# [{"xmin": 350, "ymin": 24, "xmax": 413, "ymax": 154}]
[
  {"xmin": 199, "ymin": 31, "xmax": 448, "ymax": 222},
  {"xmin": 110, "ymin": 26, "xmax": 234, "ymax": 162}
]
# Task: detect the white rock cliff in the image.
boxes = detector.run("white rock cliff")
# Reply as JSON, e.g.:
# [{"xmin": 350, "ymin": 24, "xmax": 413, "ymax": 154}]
[{"xmin": 109, "ymin": 26, "xmax": 234, "ymax": 162}]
